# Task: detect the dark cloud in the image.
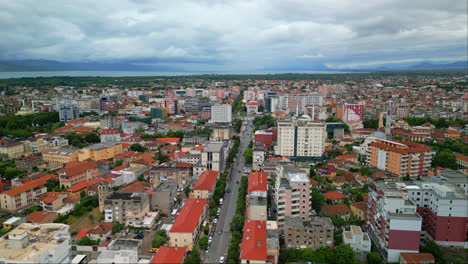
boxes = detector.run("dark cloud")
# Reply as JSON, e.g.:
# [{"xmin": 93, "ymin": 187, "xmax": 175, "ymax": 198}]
[{"xmin": 0, "ymin": 0, "xmax": 466, "ymax": 70}]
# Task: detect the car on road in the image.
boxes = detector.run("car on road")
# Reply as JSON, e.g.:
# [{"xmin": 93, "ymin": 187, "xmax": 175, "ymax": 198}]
[
  {"xmin": 226, "ymin": 188, "xmax": 230, "ymax": 193},
  {"xmin": 213, "ymin": 218, "xmax": 218, "ymax": 224},
  {"xmin": 211, "ymin": 225, "xmax": 216, "ymax": 232},
  {"xmin": 219, "ymin": 256, "xmax": 225, "ymax": 263}
]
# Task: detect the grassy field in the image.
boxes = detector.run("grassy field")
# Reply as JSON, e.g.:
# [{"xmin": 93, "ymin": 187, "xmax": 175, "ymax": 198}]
[{"xmin": 68, "ymin": 207, "xmax": 103, "ymax": 234}]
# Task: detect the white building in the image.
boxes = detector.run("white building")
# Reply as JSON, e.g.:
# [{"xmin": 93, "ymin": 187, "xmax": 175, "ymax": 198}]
[
  {"xmin": 343, "ymin": 225, "xmax": 371, "ymax": 255},
  {"xmin": 252, "ymin": 144, "xmax": 266, "ymax": 171},
  {"xmin": 0, "ymin": 223, "xmax": 70, "ymax": 264},
  {"xmin": 276, "ymin": 115, "xmax": 326, "ymax": 158},
  {"xmin": 201, "ymin": 142, "xmax": 225, "ymax": 172},
  {"xmin": 211, "ymin": 104, "xmax": 232, "ymax": 123},
  {"xmin": 100, "ymin": 128, "xmax": 121, "ymax": 144},
  {"xmin": 97, "ymin": 250, "xmax": 138, "ymax": 264}
]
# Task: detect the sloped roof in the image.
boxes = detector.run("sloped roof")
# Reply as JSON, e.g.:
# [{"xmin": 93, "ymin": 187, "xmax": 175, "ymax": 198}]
[
  {"xmin": 151, "ymin": 246, "xmax": 187, "ymax": 264},
  {"xmin": 248, "ymin": 172, "xmax": 267, "ymax": 192},
  {"xmin": 193, "ymin": 170, "xmax": 218, "ymax": 191},
  {"xmin": 240, "ymin": 220, "xmax": 267, "ymax": 261},
  {"xmin": 170, "ymin": 198, "xmax": 206, "ymax": 233}
]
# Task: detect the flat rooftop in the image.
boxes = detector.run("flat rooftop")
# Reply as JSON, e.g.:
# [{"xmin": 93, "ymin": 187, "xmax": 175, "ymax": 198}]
[{"xmin": 0, "ymin": 223, "xmax": 69, "ymax": 261}]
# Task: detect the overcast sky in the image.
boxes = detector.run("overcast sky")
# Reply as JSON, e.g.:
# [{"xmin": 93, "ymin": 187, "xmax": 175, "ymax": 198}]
[{"xmin": 1, "ymin": 0, "xmax": 467, "ymax": 71}]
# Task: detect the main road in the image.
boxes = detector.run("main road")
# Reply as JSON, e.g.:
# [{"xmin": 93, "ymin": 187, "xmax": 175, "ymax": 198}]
[{"xmin": 206, "ymin": 116, "xmax": 254, "ymax": 264}]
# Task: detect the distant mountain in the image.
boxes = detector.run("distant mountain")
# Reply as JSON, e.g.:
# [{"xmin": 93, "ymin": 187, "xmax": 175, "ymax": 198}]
[
  {"xmin": 407, "ymin": 61, "xmax": 467, "ymax": 69},
  {"xmin": 0, "ymin": 60, "xmax": 182, "ymax": 72}
]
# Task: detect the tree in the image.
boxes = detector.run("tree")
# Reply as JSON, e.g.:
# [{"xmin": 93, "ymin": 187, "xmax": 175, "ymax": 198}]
[
  {"xmin": 402, "ymin": 174, "xmax": 411, "ymax": 181},
  {"xmin": 184, "ymin": 247, "xmax": 201, "ymax": 264},
  {"xmin": 71, "ymin": 138, "xmax": 83, "ymax": 148},
  {"xmin": 309, "ymin": 166, "xmax": 316, "ymax": 177},
  {"xmin": 367, "ymin": 252, "xmax": 381, "ymax": 264},
  {"xmin": 432, "ymin": 150, "xmax": 457, "ymax": 169},
  {"xmin": 4, "ymin": 168, "xmax": 20, "ymax": 179},
  {"xmin": 77, "ymin": 236, "xmax": 99, "ymax": 246},
  {"xmin": 156, "ymin": 153, "xmax": 170, "ymax": 163},
  {"xmin": 198, "ymin": 235, "xmax": 209, "ymax": 249},
  {"xmin": 129, "ymin": 143, "xmax": 147, "ymax": 152},
  {"xmin": 335, "ymin": 244, "xmax": 355, "ymax": 264},
  {"xmin": 184, "ymin": 186, "xmax": 191, "ymax": 197},
  {"xmin": 80, "ymin": 190, "xmax": 86, "ymax": 198},
  {"xmin": 363, "ymin": 119, "xmax": 379, "ymax": 129},
  {"xmin": 355, "ymin": 193, "xmax": 364, "ymax": 202},
  {"xmin": 84, "ymin": 133, "xmax": 100, "ymax": 143},
  {"xmin": 112, "ymin": 222, "xmax": 123, "ymax": 234},
  {"xmin": 258, "ymin": 104, "xmax": 264, "ymax": 112},
  {"xmin": 114, "ymin": 159, "xmax": 123, "ymax": 167},
  {"xmin": 204, "ymin": 224, "xmax": 209, "ymax": 235},
  {"xmin": 244, "ymin": 148, "xmax": 252, "ymax": 164},
  {"xmin": 311, "ymin": 189, "xmax": 324, "ymax": 213},
  {"xmin": 230, "ymin": 213, "xmax": 244, "ymax": 232},
  {"xmin": 420, "ymin": 240, "xmax": 446, "ymax": 264},
  {"xmin": 151, "ymin": 235, "xmax": 166, "ymax": 248}
]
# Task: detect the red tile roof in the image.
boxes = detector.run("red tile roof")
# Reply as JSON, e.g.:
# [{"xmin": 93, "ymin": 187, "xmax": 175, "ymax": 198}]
[
  {"xmin": 193, "ymin": 170, "xmax": 218, "ymax": 191},
  {"xmin": 248, "ymin": 172, "xmax": 267, "ymax": 192},
  {"xmin": 118, "ymin": 180, "xmax": 152, "ymax": 193},
  {"xmin": 100, "ymin": 128, "xmax": 120, "ymax": 134},
  {"xmin": 455, "ymin": 153, "xmax": 468, "ymax": 162},
  {"xmin": 170, "ymin": 198, "xmax": 207, "ymax": 233},
  {"xmin": 75, "ymin": 228, "xmax": 91, "ymax": 239},
  {"xmin": 321, "ymin": 204, "xmax": 350, "ymax": 216},
  {"xmin": 88, "ymin": 222, "xmax": 114, "ymax": 235},
  {"xmin": 3, "ymin": 174, "xmax": 56, "ymax": 196},
  {"xmin": 151, "ymin": 246, "xmax": 187, "ymax": 264},
  {"xmin": 323, "ymin": 191, "xmax": 346, "ymax": 200},
  {"xmin": 68, "ymin": 178, "xmax": 102, "ymax": 192},
  {"xmin": 64, "ymin": 161, "xmax": 98, "ymax": 176},
  {"xmin": 112, "ymin": 165, "xmax": 127, "ymax": 171},
  {"xmin": 26, "ymin": 211, "xmax": 58, "ymax": 224},
  {"xmin": 156, "ymin": 138, "xmax": 181, "ymax": 143},
  {"xmin": 351, "ymin": 202, "xmax": 368, "ymax": 212},
  {"xmin": 240, "ymin": 220, "xmax": 267, "ymax": 261},
  {"xmin": 336, "ymin": 154, "xmax": 357, "ymax": 160},
  {"xmin": 400, "ymin": 253, "xmax": 435, "ymax": 264}
]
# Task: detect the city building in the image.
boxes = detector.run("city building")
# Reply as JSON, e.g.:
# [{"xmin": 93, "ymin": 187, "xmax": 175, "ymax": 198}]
[
  {"xmin": 437, "ymin": 170, "xmax": 468, "ymax": 194},
  {"xmin": 100, "ymin": 128, "xmax": 121, "ymax": 144},
  {"xmin": 276, "ymin": 115, "xmax": 326, "ymax": 158},
  {"xmin": 104, "ymin": 192, "xmax": 150, "ymax": 227},
  {"xmin": 211, "ymin": 104, "xmax": 232, "ymax": 123},
  {"xmin": 368, "ymin": 181, "xmax": 423, "ymax": 263},
  {"xmin": 59, "ymin": 161, "xmax": 98, "ymax": 188},
  {"xmin": 277, "ymin": 93, "xmax": 324, "ymax": 114},
  {"xmin": 274, "ymin": 165, "xmax": 311, "ymax": 226},
  {"xmin": 399, "ymin": 253, "xmax": 435, "ymax": 264},
  {"xmin": 169, "ymin": 198, "xmax": 207, "ymax": 250},
  {"xmin": 408, "ymin": 181, "xmax": 467, "ymax": 247},
  {"xmin": 191, "ymin": 170, "xmax": 218, "ymax": 199},
  {"xmin": 283, "ymin": 216, "xmax": 333, "ymax": 250},
  {"xmin": 201, "ymin": 142, "xmax": 225, "ymax": 172},
  {"xmin": 254, "ymin": 129, "xmax": 276, "ymax": 150},
  {"xmin": 58, "ymin": 101, "xmax": 79, "ymax": 122},
  {"xmin": 350, "ymin": 202, "xmax": 368, "ymax": 221},
  {"xmin": 151, "ymin": 246, "xmax": 186, "ymax": 264},
  {"xmin": 211, "ymin": 124, "xmax": 232, "ymax": 141},
  {"xmin": 0, "ymin": 141, "xmax": 25, "ymax": 159},
  {"xmin": 42, "ymin": 147, "xmax": 79, "ymax": 165},
  {"xmin": 366, "ymin": 139, "xmax": 433, "ymax": 177},
  {"xmin": 240, "ymin": 220, "xmax": 267, "ymax": 264},
  {"xmin": 0, "ymin": 174, "xmax": 56, "ymax": 211},
  {"xmin": 0, "ymin": 223, "xmax": 70, "ymax": 263},
  {"xmin": 252, "ymin": 143, "xmax": 266, "ymax": 171},
  {"xmin": 343, "ymin": 103, "xmax": 364, "ymax": 123},
  {"xmin": 149, "ymin": 163, "xmax": 191, "ymax": 186},
  {"xmin": 77, "ymin": 142, "xmax": 123, "ymax": 161},
  {"xmin": 247, "ymin": 172, "xmax": 268, "ymax": 221},
  {"xmin": 152, "ymin": 182, "xmax": 177, "ymax": 213},
  {"xmin": 343, "ymin": 225, "xmax": 371, "ymax": 255},
  {"xmin": 325, "ymin": 122, "xmax": 345, "ymax": 139},
  {"xmin": 247, "ymin": 101, "xmax": 258, "ymax": 114}
]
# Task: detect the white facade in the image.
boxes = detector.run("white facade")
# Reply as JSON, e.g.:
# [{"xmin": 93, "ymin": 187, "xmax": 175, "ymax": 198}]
[
  {"xmin": 101, "ymin": 133, "xmax": 121, "ymax": 144},
  {"xmin": 97, "ymin": 250, "xmax": 138, "ymax": 264},
  {"xmin": 343, "ymin": 226, "xmax": 371, "ymax": 255},
  {"xmin": 276, "ymin": 115, "xmax": 326, "ymax": 158},
  {"xmin": 201, "ymin": 142, "xmax": 225, "ymax": 172},
  {"xmin": 211, "ymin": 105, "xmax": 232, "ymax": 123}
]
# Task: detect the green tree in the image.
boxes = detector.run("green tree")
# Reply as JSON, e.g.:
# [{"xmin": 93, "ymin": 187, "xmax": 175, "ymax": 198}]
[
  {"xmin": 184, "ymin": 247, "xmax": 201, "ymax": 264},
  {"xmin": 230, "ymin": 213, "xmax": 244, "ymax": 232},
  {"xmin": 151, "ymin": 235, "xmax": 166, "ymax": 248},
  {"xmin": 367, "ymin": 252, "xmax": 381, "ymax": 264},
  {"xmin": 420, "ymin": 240, "xmax": 446, "ymax": 264},
  {"xmin": 84, "ymin": 133, "xmax": 100, "ymax": 143},
  {"xmin": 114, "ymin": 159, "xmax": 123, "ymax": 167},
  {"xmin": 309, "ymin": 166, "xmax": 316, "ymax": 177},
  {"xmin": 112, "ymin": 222, "xmax": 123, "ymax": 234},
  {"xmin": 363, "ymin": 119, "xmax": 379, "ymax": 129},
  {"xmin": 335, "ymin": 244, "xmax": 355, "ymax": 264},
  {"xmin": 4, "ymin": 168, "xmax": 20, "ymax": 179},
  {"xmin": 355, "ymin": 193, "xmax": 364, "ymax": 202},
  {"xmin": 198, "ymin": 235, "xmax": 209, "ymax": 249},
  {"xmin": 244, "ymin": 148, "xmax": 253, "ymax": 164},
  {"xmin": 204, "ymin": 224, "xmax": 209, "ymax": 235},
  {"xmin": 129, "ymin": 143, "xmax": 147, "ymax": 152},
  {"xmin": 432, "ymin": 150, "xmax": 457, "ymax": 169},
  {"xmin": 184, "ymin": 186, "xmax": 191, "ymax": 197},
  {"xmin": 311, "ymin": 188, "xmax": 324, "ymax": 213},
  {"xmin": 80, "ymin": 190, "xmax": 86, "ymax": 198}
]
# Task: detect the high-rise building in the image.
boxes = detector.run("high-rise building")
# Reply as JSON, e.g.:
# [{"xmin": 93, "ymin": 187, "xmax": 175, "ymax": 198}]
[
  {"xmin": 100, "ymin": 96, "xmax": 118, "ymax": 112},
  {"xmin": 274, "ymin": 165, "xmax": 311, "ymax": 227},
  {"xmin": 211, "ymin": 104, "xmax": 232, "ymax": 123},
  {"xmin": 283, "ymin": 216, "xmax": 334, "ymax": 250},
  {"xmin": 366, "ymin": 139, "xmax": 433, "ymax": 177},
  {"xmin": 276, "ymin": 115, "xmax": 326, "ymax": 158},
  {"xmin": 408, "ymin": 181, "xmax": 467, "ymax": 247},
  {"xmin": 58, "ymin": 101, "xmax": 79, "ymax": 122},
  {"xmin": 396, "ymin": 103, "xmax": 411, "ymax": 119},
  {"xmin": 368, "ymin": 181, "xmax": 422, "ymax": 263},
  {"xmin": 277, "ymin": 93, "xmax": 324, "ymax": 114},
  {"xmin": 343, "ymin": 103, "xmax": 364, "ymax": 123}
]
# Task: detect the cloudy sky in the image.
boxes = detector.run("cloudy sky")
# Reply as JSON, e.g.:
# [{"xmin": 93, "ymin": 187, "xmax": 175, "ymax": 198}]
[{"xmin": 0, "ymin": 0, "xmax": 467, "ymax": 71}]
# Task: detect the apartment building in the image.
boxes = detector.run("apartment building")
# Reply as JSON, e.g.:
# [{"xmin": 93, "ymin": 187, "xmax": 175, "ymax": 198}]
[
  {"xmin": 178, "ymin": 154, "xmax": 201, "ymax": 165},
  {"xmin": 283, "ymin": 216, "xmax": 333, "ymax": 250},
  {"xmin": 274, "ymin": 165, "xmax": 311, "ymax": 226},
  {"xmin": 407, "ymin": 181, "xmax": 467, "ymax": 247},
  {"xmin": 211, "ymin": 124, "xmax": 232, "ymax": 141},
  {"xmin": 0, "ymin": 141, "xmax": 25, "ymax": 159},
  {"xmin": 277, "ymin": 93, "xmax": 324, "ymax": 114},
  {"xmin": 104, "ymin": 192, "xmax": 150, "ymax": 227},
  {"xmin": 368, "ymin": 181, "xmax": 422, "ymax": 263},
  {"xmin": 59, "ymin": 161, "xmax": 98, "ymax": 188},
  {"xmin": 211, "ymin": 104, "xmax": 232, "ymax": 123},
  {"xmin": 438, "ymin": 170, "xmax": 468, "ymax": 194},
  {"xmin": 149, "ymin": 163, "xmax": 190, "ymax": 186},
  {"xmin": 247, "ymin": 172, "xmax": 268, "ymax": 221},
  {"xmin": 366, "ymin": 139, "xmax": 433, "ymax": 177},
  {"xmin": 191, "ymin": 170, "xmax": 218, "ymax": 199},
  {"xmin": 201, "ymin": 142, "xmax": 225, "ymax": 172},
  {"xmin": 240, "ymin": 220, "xmax": 267, "ymax": 264},
  {"xmin": 252, "ymin": 143, "xmax": 266, "ymax": 171},
  {"xmin": 78, "ymin": 142, "xmax": 123, "ymax": 161},
  {"xmin": 343, "ymin": 103, "xmax": 364, "ymax": 123},
  {"xmin": 42, "ymin": 147, "xmax": 79, "ymax": 165},
  {"xmin": 100, "ymin": 128, "xmax": 121, "ymax": 144},
  {"xmin": 343, "ymin": 225, "xmax": 371, "ymax": 255},
  {"xmin": 0, "ymin": 174, "xmax": 56, "ymax": 211},
  {"xmin": 0, "ymin": 223, "xmax": 70, "ymax": 264},
  {"xmin": 151, "ymin": 246, "xmax": 186, "ymax": 264},
  {"xmin": 152, "ymin": 182, "xmax": 177, "ymax": 213},
  {"xmin": 276, "ymin": 115, "xmax": 326, "ymax": 158},
  {"xmin": 169, "ymin": 198, "xmax": 207, "ymax": 250}
]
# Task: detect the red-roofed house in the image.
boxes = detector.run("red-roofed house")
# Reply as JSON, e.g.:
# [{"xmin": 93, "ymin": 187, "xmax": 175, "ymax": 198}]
[
  {"xmin": 156, "ymin": 138, "xmax": 181, "ymax": 145},
  {"xmin": 151, "ymin": 246, "xmax": 186, "ymax": 264},
  {"xmin": 455, "ymin": 153, "xmax": 468, "ymax": 170},
  {"xmin": 335, "ymin": 154, "xmax": 358, "ymax": 163},
  {"xmin": 0, "ymin": 174, "xmax": 56, "ymax": 211},
  {"xmin": 323, "ymin": 191, "xmax": 346, "ymax": 202},
  {"xmin": 400, "ymin": 253, "xmax": 435, "ymax": 264},
  {"xmin": 59, "ymin": 160, "xmax": 98, "ymax": 188},
  {"xmin": 240, "ymin": 220, "xmax": 267, "ymax": 263},
  {"xmin": 320, "ymin": 204, "xmax": 351, "ymax": 219},
  {"xmin": 169, "ymin": 198, "xmax": 207, "ymax": 250},
  {"xmin": 67, "ymin": 178, "xmax": 102, "ymax": 200},
  {"xmin": 318, "ymin": 165, "xmax": 337, "ymax": 178},
  {"xmin": 191, "ymin": 170, "xmax": 218, "ymax": 199},
  {"xmin": 26, "ymin": 211, "xmax": 58, "ymax": 224},
  {"xmin": 87, "ymin": 222, "xmax": 114, "ymax": 241},
  {"xmin": 100, "ymin": 128, "xmax": 121, "ymax": 144}
]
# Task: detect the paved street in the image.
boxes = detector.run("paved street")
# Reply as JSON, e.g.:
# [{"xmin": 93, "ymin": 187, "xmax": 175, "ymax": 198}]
[{"xmin": 206, "ymin": 116, "xmax": 254, "ymax": 264}]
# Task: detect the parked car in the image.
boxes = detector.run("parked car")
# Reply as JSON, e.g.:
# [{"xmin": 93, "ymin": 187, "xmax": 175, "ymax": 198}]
[{"xmin": 219, "ymin": 256, "xmax": 225, "ymax": 263}]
